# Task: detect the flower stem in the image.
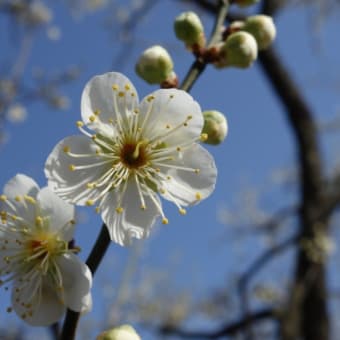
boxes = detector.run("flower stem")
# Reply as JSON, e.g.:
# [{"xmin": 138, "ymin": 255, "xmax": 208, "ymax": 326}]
[
  {"xmin": 180, "ymin": 0, "xmax": 230, "ymax": 92},
  {"xmin": 60, "ymin": 223, "xmax": 111, "ymax": 340}
]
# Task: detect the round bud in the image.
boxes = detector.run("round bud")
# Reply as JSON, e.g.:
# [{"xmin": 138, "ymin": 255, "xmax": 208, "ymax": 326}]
[
  {"xmin": 202, "ymin": 110, "xmax": 228, "ymax": 145},
  {"xmin": 174, "ymin": 11, "xmax": 205, "ymax": 47},
  {"xmin": 234, "ymin": 0, "xmax": 260, "ymax": 7},
  {"xmin": 243, "ymin": 15, "xmax": 276, "ymax": 50},
  {"xmin": 219, "ymin": 31, "xmax": 258, "ymax": 68},
  {"xmin": 135, "ymin": 45, "xmax": 174, "ymax": 84},
  {"xmin": 96, "ymin": 325, "xmax": 141, "ymax": 340}
]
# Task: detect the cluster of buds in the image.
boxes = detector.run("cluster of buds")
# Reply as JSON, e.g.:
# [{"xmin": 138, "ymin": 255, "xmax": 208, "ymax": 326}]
[{"xmin": 215, "ymin": 15, "xmax": 276, "ymax": 68}]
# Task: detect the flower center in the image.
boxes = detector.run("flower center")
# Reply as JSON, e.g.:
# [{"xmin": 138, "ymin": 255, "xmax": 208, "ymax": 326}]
[{"xmin": 120, "ymin": 140, "xmax": 149, "ymax": 169}]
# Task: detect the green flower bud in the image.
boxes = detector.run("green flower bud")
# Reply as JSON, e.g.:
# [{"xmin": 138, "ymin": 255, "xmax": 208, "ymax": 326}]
[
  {"xmin": 218, "ymin": 31, "xmax": 258, "ymax": 68},
  {"xmin": 136, "ymin": 45, "xmax": 174, "ymax": 84},
  {"xmin": 174, "ymin": 11, "xmax": 205, "ymax": 47},
  {"xmin": 202, "ymin": 110, "xmax": 228, "ymax": 145},
  {"xmin": 234, "ymin": 0, "xmax": 260, "ymax": 7},
  {"xmin": 96, "ymin": 325, "xmax": 141, "ymax": 340},
  {"xmin": 243, "ymin": 15, "xmax": 276, "ymax": 50}
]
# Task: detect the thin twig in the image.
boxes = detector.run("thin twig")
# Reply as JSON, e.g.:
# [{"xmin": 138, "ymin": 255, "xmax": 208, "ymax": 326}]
[{"xmin": 180, "ymin": 0, "xmax": 230, "ymax": 92}]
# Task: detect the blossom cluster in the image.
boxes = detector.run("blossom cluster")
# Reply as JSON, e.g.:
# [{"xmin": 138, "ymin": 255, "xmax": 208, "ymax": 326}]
[{"xmin": 1, "ymin": 71, "xmax": 217, "ymax": 327}]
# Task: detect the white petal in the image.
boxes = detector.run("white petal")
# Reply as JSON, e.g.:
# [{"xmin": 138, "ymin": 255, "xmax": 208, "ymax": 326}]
[
  {"xmin": 100, "ymin": 179, "xmax": 160, "ymax": 246},
  {"xmin": 2, "ymin": 174, "xmax": 40, "ymax": 226},
  {"xmin": 45, "ymin": 135, "xmax": 112, "ymax": 205},
  {"xmin": 161, "ymin": 144, "xmax": 217, "ymax": 206},
  {"xmin": 139, "ymin": 89, "xmax": 203, "ymax": 145},
  {"xmin": 11, "ymin": 279, "xmax": 65, "ymax": 326},
  {"xmin": 37, "ymin": 187, "xmax": 75, "ymax": 241},
  {"xmin": 3, "ymin": 174, "xmax": 39, "ymax": 199},
  {"xmin": 57, "ymin": 253, "xmax": 92, "ymax": 312},
  {"xmin": 81, "ymin": 72, "xmax": 139, "ymax": 132}
]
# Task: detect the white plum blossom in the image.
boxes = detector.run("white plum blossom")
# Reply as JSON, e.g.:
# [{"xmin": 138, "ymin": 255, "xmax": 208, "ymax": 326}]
[
  {"xmin": 0, "ymin": 174, "xmax": 92, "ymax": 326},
  {"xmin": 45, "ymin": 72, "xmax": 217, "ymax": 246}
]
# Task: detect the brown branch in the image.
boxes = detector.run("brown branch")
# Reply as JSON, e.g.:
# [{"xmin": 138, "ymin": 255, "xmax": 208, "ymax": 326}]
[{"xmin": 161, "ymin": 308, "xmax": 277, "ymax": 339}]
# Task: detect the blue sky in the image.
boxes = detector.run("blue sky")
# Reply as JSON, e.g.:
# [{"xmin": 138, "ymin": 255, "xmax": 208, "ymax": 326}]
[{"xmin": 1, "ymin": 1, "xmax": 340, "ymax": 338}]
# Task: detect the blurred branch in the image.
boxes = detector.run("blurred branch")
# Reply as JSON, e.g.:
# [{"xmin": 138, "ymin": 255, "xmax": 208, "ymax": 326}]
[{"xmin": 161, "ymin": 307, "xmax": 278, "ymax": 339}]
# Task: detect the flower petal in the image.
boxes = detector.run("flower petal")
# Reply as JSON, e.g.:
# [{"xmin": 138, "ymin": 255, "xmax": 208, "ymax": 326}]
[
  {"xmin": 11, "ymin": 279, "xmax": 65, "ymax": 326},
  {"xmin": 45, "ymin": 135, "xmax": 112, "ymax": 205},
  {"xmin": 81, "ymin": 72, "xmax": 139, "ymax": 132},
  {"xmin": 160, "ymin": 144, "xmax": 217, "ymax": 206},
  {"xmin": 37, "ymin": 187, "xmax": 75, "ymax": 241},
  {"xmin": 100, "ymin": 178, "xmax": 161, "ymax": 246},
  {"xmin": 2, "ymin": 174, "xmax": 40, "ymax": 226},
  {"xmin": 57, "ymin": 253, "xmax": 92, "ymax": 312},
  {"xmin": 139, "ymin": 89, "xmax": 203, "ymax": 145},
  {"xmin": 3, "ymin": 174, "xmax": 39, "ymax": 199}
]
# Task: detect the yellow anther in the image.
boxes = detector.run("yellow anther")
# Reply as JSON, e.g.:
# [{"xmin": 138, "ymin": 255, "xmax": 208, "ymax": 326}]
[
  {"xmin": 155, "ymin": 168, "xmax": 160, "ymax": 173},
  {"xmin": 86, "ymin": 200, "xmax": 94, "ymax": 206},
  {"xmin": 95, "ymin": 207, "xmax": 100, "ymax": 214},
  {"xmin": 133, "ymin": 108, "xmax": 139, "ymax": 114},
  {"xmin": 94, "ymin": 109, "xmax": 101, "ymax": 116},
  {"xmin": 147, "ymin": 95, "xmax": 155, "ymax": 102},
  {"xmin": 24, "ymin": 195, "xmax": 36, "ymax": 204},
  {"xmin": 11, "ymin": 215, "xmax": 17, "ymax": 221},
  {"xmin": 187, "ymin": 115, "xmax": 193, "ymax": 120},
  {"xmin": 76, "ymin": 121, "xmax": 84, "ymax": 127},
  {"xmin": 86, "ymin": 183, "xmax": 95, "ymax": 189},
  {"xmin": 118, "ymin": 91, "xmax": 125, "ymax": 97},
  {"xmin": 89, "ymin": 115, "xmax": 96, "ymax": 122},
  {"xmin": 124, "ymin": 84, "xmax": 131, "ymax": 90},
  {"xmin": 195, "ymin": 192, "xmax": 202, "ymax": 201},
  {"xmin": 162, "ymin": 218, "xmax": 169, "ymax": 225},
  {"xmin": 140, "ymin": 205, "xmax": 146, "ymax": 210},
  {"xmin": 69, "ymin": 164, "xmax": 76, "ymax": 171},
  {"xmin": 176, "ymin": 147, "xmax": 181, "ymax": 151},
  {"xmin": 35, "ymin": 216, "xmax": 43, "ymax": 227},
  {"xmin": 70, "ymin": 219, "xmax": 76, "ymax": 225},
  {"xmin": 166, "ymin": 176, "xmax": 171, "ymax": 180},
  {"xmin": 116, "ymin": 207, "xmax": 123, "ymax": 214},
  {"xmin": 194, "ymin": 169, "xmax": 200, "ymax": 174},
  {"xmin": 166, "ymin": 124, "xmax": 171, "ymax": 129},
  {"xmin": 160, "ymin": 188, "xmax": 166, "ymax": 194},
  {"xmin": 91, "ymin": 134, "xmax": 97, "ymax": 140},
  {"xmin": 179, "ymin": 208, "xmax": 187, "ymax": 215},
  {"xmin": 0, "ymin": 195, "xmax": 7, "ymax": 201},
  {"xmin": 95, "ymin": 149, "xmax": 101, "ymax": 155},
  {"xmin": 15, "ymin": 196, "xmax": 21, "ymax": 202},
  {"xmin": 112, "ymin": 84, "xmax": 119, "ymax": 91},
  {"xmin": 131, "ymin": 92, "xmax": 136, "ymax": 97},
  {"xmin": 63, "ymin": 146, "xmax": 70, "ymax": 153},
  {"xmin": 169, "ymin": 94, "xmax": 174, "ymax": 99},
  {"xmin": 200, "ymin": 133, "xmax": 208, "ymax": 142},
  {"xmin": 184, "ymin": 122, "xmax": 188, "ymax": 127}
]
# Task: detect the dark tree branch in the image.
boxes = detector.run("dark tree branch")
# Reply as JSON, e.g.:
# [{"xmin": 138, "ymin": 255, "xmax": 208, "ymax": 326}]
[{"xmin": 161, "ymin": 308, "xmax": 277, "ymax": 339}]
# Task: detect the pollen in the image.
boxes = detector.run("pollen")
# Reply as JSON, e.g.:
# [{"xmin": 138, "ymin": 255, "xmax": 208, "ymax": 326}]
[
  {"xmin": 24, "ymin": 195, "xmax": 36, "ymax": 204},
  {"xmin": 200, "ymin": 133, "xmax": 208, "ymax": 142},
  {"xmin": 162, "ymin": 218, "xmax": 169, "ymax": 225},
  {"xmin": 15, "ymin": 196, "xmax": 21, "ymax": 202},
  {"xmin": 112, "ymin": 84, "xmax": 119, "ymax": 91},
  {"xmin": 125, "ymin": 84, "xmax": 131, "ymax": 90},
  {"xmin": 86, "ymin": 200, "xmax": 94, "ymax": 206},
  {"xmin": 195, "ymin": 192, "xmax": 202, "ymax": 201},
  {"xmin": 63, "ymin": 146, "xmax": 70, "ymax": 153},
  {"xmin": 69, "ymin": 164, "xmax": 76, "ymax": 171},
  {"xmin": 76, "ymin": 121, "xmax": 84, "ymax": 127},
  {"xmin": 116, "ymin": 207, "xmax": 123, "ymax": 214},
  {"xmin": 0, "ymin": 195, "xmax": 7, "ymax": 201},
  {"xmin": 118, "ymin": 91, "xmax": 125, "ymax": 97},
  {"xmin": 94, "ymin": 109, "xmax": 101, "ymax": 116},
  {"xmin": 147, "ymin": 95, "xmax": 155, "ymax": 102},
  {"xmin": 179, "ymin": 208, "xmax": 187, "ymax": 215},
  {"xmin": 89, "ymin": 115, "xmax": 96, "ymax": 122}
]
